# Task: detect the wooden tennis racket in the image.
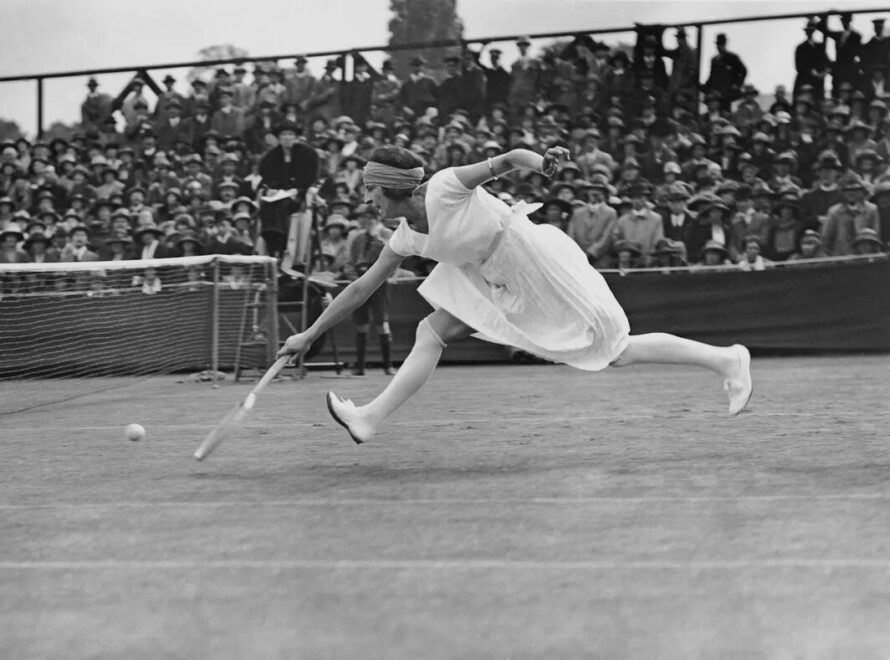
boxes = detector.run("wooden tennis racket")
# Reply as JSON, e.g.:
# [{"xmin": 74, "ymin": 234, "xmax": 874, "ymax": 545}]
[{"xmin": 193, "ymin": 355, "xmax": 291, "ymax": 460}]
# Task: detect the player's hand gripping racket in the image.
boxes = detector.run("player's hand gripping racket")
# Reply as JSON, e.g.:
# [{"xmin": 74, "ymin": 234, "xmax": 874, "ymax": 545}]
[{"xmin": 193, "ymin": 355, "xmax": 291, "ymax": 460}]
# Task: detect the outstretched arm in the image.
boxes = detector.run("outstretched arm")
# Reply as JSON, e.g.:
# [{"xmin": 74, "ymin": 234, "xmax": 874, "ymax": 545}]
[
  {"xmin": 453, "ymin": 146, "xmax": 570, "ymax": 190},
  {"xmin": 277, "ymin": 245, "xmax": 405, "ymax": 357}
]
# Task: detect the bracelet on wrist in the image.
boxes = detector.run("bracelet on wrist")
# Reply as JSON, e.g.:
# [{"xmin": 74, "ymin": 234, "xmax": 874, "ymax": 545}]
[{"xmin": 488, "ymin": 157, "xmax": 499, "ymax": 180}]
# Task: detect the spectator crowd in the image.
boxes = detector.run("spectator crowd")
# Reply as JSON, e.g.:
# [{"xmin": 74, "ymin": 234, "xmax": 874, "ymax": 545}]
[{"xmin": 1, "ymin": 11, "xmax": 889, "ymax": 288}]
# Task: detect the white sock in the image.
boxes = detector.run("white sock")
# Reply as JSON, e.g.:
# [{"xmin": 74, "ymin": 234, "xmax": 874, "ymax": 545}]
[{"xmin": 359, "ymin": 318, "xmax": 446, "ymax": 429}]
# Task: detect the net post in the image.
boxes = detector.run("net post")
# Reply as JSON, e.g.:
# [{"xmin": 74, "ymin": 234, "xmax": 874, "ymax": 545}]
[
  {"xmin": 212, "ymin": 257, "xmax": 220, "ymax": 377},
  {"xmin": 266, "ymin": 260, "xmax": 279, "ymax": 365}
]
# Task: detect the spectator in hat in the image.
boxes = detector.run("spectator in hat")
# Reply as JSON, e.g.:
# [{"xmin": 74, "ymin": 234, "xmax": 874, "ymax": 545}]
[
  {"xmin": 99, "ymin": 234, "xmax": 134, "ymax": 262},
  {"xmin": 852, "ymin": 227, "xmax": 885, "ymax": 254},
  {"xmin": 687, "ymin": 200, "xmax": 730, "ymax": 263},
  {"xmin": 861, "ymin": 18, "xmax": 888, "ymax": 78},
  {"xmin": 80, "ymin": 77, "xmax": 113, "ymax": 132},
  {"xmin": 344, "ymin": 56, "xmax": 376, "ymax": 127},
  {"xmin": 131, "ymin": 223, "xmax": 175, "ymax": 259},
  {"xmin": 567, "ymin": 178, "xmax": 617, "ymax": 268},
  {"xmin": 206, "ymin": 215, "xmax": 250, "ymax": 255},
  {"xmin": 822, "ymin": 174, "xmax": 881, "ymax": 255},
  {"xmin": 794, "ymin": 18, "xmax": 831, "ymax": 98},
  {"xmin": 319, "ymin": 212, "xmax": 350, "ymax": 277},
  {"xmin": 737, "ymin": 235, "xmax": 773, "ymax": 271},
  {"xmin": 728, "ymin": 186, "xmax": 770, "ymax": 261},
  {"xmin": 182, "ymin": 100, "xmax": 212, "ymax": 149},
  {"xmin": 704, "ymin": 34, "xmax": 748, "ymax": 110},
  {"xmin": 183, "ymin": 78, "xmax": 210, "ymax": 117},
  {"xmin": 600, "ymin": 51, "xmax": 634, "ymax": 113},
  {"xmin": 853, "ymin": 149, "xmax": 886, "ymax": 188},
  {"xmin": 459, "ymin": 49, "xmax": 488, "ymax": 123},
  {"xmin": 864, "ymin": 63, "xmax": 888, "ymax": 103},
  {"xmin": 509, "ymin": 36, "xmax": 541, "ymax": 110},
  {"xmin": 699, "ymin": 239, "xmax": 732, "ymax": 267},
  {"xmin": 213, "ymin": 153, "xmax": 249, "ymax": 198},
  {"xmin": 59, "ymin": 225, "xmax": 99, "ymax": 262},
  {"xmin": 665, "ymin": 27, "xmax": 698, "ymax": 108},
  {"xmin": 613, "ymin": 239, "xmax": 643, "ymax": 270},
  {"xmin": 399, "ymin": 56, "xmax": 438, "ymax": 118},
  {"xmin": 23, "ymin": 228, "xmax": 59, "ymax": 267},
  {"xmin": 538, "ymin": 197, "xmax": 573, "ymax": 231},
  {"xmin": 612, "ymin": 183, "xmax": 664, "ymax": 266},
  {"xmin": 481, "ymin": 46, "xmax": 510, "ymax": 111},
  {"xmin": 652, "ymin": 238, "xmax": 688, "ymax": 267},
  {"xmin": 788, "ymin": 229, "xmax": 827, "ymax": 260},
  {"xmin": 846, "ymin": 119, "xmax": 878, "ymax": 163},
  {"xmin": 230, "ymin": 65, "xmax": 256, "ymax": 111},
  {"xmin": 732, "ymin": 85, "xmax": 764, "ymax": 128},
  {"xmin": 154, "ymin": 74, "xmax": 186, "ymax": 122},
  {"xmin": 257, "ymin": 120, "xmax": 320, "ymax": 258},
  {"xmin": 768, "ymin": 152, "xmax": 803, "ymax": 192},
  {"xmin": 661, "ymin": 183, "xmax": 694, "ymax": 244},
  {"xmin": 764, "ymin": 197, "xmax": 804, "ymax": 261},
  {"xmin": 370, "ymin": 60, "xmax": 401, "ymax": 126},
  {"xmin": 155, "ymin": 99, "xmax": 191, "ymax": 151},
  {"xmin": 210, "ymin": 88, "xmax": 246, "ymax": 138},
  {"xmin": 343, "ymin": 203, "xmax": 395, "ymax": 375},
  {"xmin": 822, "ymin": 12, "xmax": 864, "ymax": 95},
  {"xmin": 284, "ymin": 56, "xmax": 316, "ymax": 115},
  {"xmin": 437, "ymin": 55, "xmax": 464, "ymax": 120},
  {"xmin": 0, "ymin": 222, "xmax": 28, "ymax": 263},
  {"xmin": 245, "ymin": 100, "xmax": 283, "ymax": 154},
  {"xmin": 576, "ymin": 130, "xmax": 617, "ymax": 180},
  {"xmin": 308, "ymin": 60, "xmax": 343, "ymax": 121}
]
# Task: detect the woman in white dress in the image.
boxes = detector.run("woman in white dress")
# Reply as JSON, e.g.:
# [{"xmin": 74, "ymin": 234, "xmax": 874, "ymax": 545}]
[{"xmin": 278, "ymin": 146, "xmax": 752, "ymax": 444}]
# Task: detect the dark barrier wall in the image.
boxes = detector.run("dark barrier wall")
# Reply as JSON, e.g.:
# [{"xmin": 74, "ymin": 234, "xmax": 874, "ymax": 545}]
[{"xmin": 321, "ymin": 259, "xmax": 890, "ymax": 366}]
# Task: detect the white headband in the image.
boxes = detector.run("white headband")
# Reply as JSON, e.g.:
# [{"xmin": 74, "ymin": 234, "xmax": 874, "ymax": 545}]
[{"xmin": 362, "ymin": 161, "xmax": 424, "ymax": 189}]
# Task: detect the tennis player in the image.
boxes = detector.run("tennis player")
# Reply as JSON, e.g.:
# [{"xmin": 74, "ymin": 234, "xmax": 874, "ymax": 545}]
[{"xmin": 278, "ymin": 146, "xmax": 752, "ymax": 444}]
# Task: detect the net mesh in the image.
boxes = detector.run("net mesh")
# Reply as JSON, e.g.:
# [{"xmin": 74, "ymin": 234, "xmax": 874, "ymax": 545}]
[{"xmin": 0, "ymin": 255, "xmax": 278, "ymax": 415}]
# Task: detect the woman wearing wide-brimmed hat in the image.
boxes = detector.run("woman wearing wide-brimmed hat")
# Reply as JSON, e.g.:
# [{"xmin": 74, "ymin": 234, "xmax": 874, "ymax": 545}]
[{"xmin": 278, "ymin": 145, "xmax": 753, "ymax": 447}]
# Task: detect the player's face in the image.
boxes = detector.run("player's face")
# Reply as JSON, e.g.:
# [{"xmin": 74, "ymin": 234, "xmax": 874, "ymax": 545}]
[{"xmin": 364, "ymin": 185, "xmax": 388, "ymax": 214}]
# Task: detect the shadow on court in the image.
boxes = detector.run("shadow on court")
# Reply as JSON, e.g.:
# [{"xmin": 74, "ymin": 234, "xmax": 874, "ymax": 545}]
[{"xmin": 1, "ymin": 357, "xmax": 889, "ymax": 659}]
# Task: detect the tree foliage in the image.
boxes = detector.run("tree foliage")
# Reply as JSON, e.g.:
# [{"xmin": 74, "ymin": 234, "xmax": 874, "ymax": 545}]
[
  {"xmin": 187, "ymin": 44, "xmax": 250, "ymax": 84},
  {"xmin": 387, "ymin": 0, "xmax": 464, "ymax": 79}
]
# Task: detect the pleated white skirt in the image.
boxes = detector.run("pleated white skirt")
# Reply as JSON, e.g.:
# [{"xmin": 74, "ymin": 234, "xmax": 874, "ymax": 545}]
[{"xmin": 418, "ymin": 213, "xmax": 630, "ymax": 371}]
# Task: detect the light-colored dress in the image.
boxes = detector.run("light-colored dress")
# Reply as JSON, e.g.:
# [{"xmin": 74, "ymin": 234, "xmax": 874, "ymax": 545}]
[{"xmin": 387, "ymin": 168, "xmax": 630, "ymax": 371}]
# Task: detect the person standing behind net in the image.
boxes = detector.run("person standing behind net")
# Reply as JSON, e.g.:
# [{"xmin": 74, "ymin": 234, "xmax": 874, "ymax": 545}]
[
  {"xmin": 343, "ymin": 203, "xmax": 395, "ymax": 376},
  {"xmin": 278, "ymin": 146, "xmax": 753, "ymax": 445}
]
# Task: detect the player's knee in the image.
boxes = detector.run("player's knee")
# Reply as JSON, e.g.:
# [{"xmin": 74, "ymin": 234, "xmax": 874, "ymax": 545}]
[{"xmin": 417, "ymin": 318, "xmax": 447, "ymax": 349}]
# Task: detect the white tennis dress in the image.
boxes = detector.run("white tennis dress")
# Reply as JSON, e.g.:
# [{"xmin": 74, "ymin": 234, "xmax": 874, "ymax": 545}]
[{"xmin": 387, "ymin": 168, "xmax": 630, "ymax": 371}]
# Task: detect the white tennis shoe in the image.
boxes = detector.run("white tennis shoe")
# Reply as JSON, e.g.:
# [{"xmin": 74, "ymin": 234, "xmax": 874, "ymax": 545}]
[
  {"xmin": 326, "ymin": 392, "xmax": 376, "ymax": 444},
  {"xmin": 724, "ymin": 344, "xmax": 753, "ymax": 416}
]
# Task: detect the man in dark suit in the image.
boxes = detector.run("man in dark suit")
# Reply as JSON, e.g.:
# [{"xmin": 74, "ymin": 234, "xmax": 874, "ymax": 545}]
[
  {"xmin": 438, "ymin": 56, "xmax": 463, "ymax": 120},
  {"xmin": 399, "ymin": 56, "xmax": 438, "ymax": 118},
  {"xmin": 155, "ymin": 99, "xmax": 192, "ymax": 151},
  {"xmin": 861, "ymin": 18, "xmax": 889, "ymax": 79},
  {"xmin": 823, "ymin": 12, "xmax": 864, "ymax": 95},
  {"xmin": 210, "ymin": 88, "xmax": 246, "ymax": 138},
  {"xmin": 257, "ymin": 120, "xmax": 320, "ymax": 259},
  {"xmin": 80, "ymin": 77, "xmax": 113, "ymax": 132},
  {"xmin": 131, "ymin": 225, "xmax": 175, "ymax": 260},
  {"xmin": 794, "ymin": 19, "xmax": 831, "ymax": 97},
  {"xmin": 661, "ymin": 184, "xmax": 694, "ymax": 243},
  {"xmin": 704, "ymin": 34, "xmax": 748, "ymax": 111},
  {"xmin": 182, "ymin": 100, "xmax": 212, "ymax": 150},
  {"xmin": 154, "ymin": 75, "xmax": 187, "ymax": 122},
  {"xmin": 481, "ymin": 47, "xmax": 510, "ymax": 111}
]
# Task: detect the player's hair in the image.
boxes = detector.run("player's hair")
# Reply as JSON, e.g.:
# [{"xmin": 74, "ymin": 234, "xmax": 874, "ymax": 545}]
[{"xmin": 368, "ymin": 146, "xmax": 424, "ymax": 200}]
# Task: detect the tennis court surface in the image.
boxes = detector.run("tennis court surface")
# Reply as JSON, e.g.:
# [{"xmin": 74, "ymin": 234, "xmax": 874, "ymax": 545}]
[{"xmin": 2, "ymin": 356, "xmax": 889, "ymax": 659}]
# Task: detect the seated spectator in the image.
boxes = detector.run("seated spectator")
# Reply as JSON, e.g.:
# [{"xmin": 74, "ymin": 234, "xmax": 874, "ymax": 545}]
[
  {"xmin": 699, "ymin": 239, "xmax": 733, "ymax": 267},
  {"xmin": 652, "ymin": 238, "xmax": 688, "ymax": 267},
  {"xmin": 613, "ymin": 239, "xmax": 642, "ymax": 270},
  {"xmin": 566, "ymin": 178, "xmax": 617, "ymax": 268},
  {"xmin": 538, "ymin": 198, "xmax": 572, "ymax": 232},
  {"xmin": 799, "ymin": 151, "xmax": 846, "ymax": 231},
  {"xmin": 823, "ymin": 174, "xmax": 881, "ymax": 256},
  {"xmin": 319, "ymin": 213, "xmax": 350, "ymax": 277},
  {"xmin": 661, "ymin": 183, "xmax": 693, "ymax": 243},
  {"xmin": 872, "ymin": 180, "xmax": 890, "ymax": 243},
  {"xmin": 738, "ymin": 235, "xmax": 774, "ymax": 271},
  {"xmin": 23, "ymin": 229, "xmax": 58, "ymax": 264},
  {"xmin": 612, "ymin": 183, "xmax": 663, "ymax": 266},
  {"xmin": 764, "ymin": 197, "xmax": 804, "ymax": 261},
  {"xmin": 131, "ymin": 224, "xmax": 174, "ymax": 259},
  {"xmin": 788, "ymin": 229, "xmax": 827, "ymax": 260},
  {"xmin": 686, "ymin": 201, "xmax": 730, "ymax": 264},
  {"xmin": 59, "ymin": 225, "xmax": 99, "ymax": 262},
  {"xmin": 0, "ymin": 222, "xmax": 28, "ymax": 263},
  {"xmin": 852, "ymin": 228, "xmax": 885, "ymax": 255}
]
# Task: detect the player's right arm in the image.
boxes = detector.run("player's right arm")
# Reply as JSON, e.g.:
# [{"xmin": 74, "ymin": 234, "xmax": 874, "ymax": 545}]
[{"xmin": 277, "ymin": 245, "xmax": 404, "ymax": 357}]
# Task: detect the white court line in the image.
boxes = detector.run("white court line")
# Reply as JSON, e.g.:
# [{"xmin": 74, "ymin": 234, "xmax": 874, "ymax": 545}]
[
  {"xmin": 1, "ymin": 558, "xmax": 890, "ymax": 570},
  {"xmin": 2, "ymin": 493, "xmax": 889, "ymax": 509}
]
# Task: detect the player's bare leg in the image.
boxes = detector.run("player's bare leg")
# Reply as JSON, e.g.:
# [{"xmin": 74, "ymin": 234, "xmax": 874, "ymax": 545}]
[
  {"xmin": 611, "ymin": 333, "xmax": 752, "ymax": 415},
  {"xmin": 327, "ymin": 309, "xmax": 474, "ymax": 443}
]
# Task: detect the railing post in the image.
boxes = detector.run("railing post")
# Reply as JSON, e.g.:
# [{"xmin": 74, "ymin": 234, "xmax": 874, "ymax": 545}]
[
  {"xmin": 36, "ymin": 77, "xmax": 44, "ymax": 139},
  {"xmin": 212, "ymin": 257, "xmax": 220, "ymax": 376},
  {"xmin": 695, "ymin": 23, "xmax": 704, "ymax": 110},
  {"xmin": 266, "ymin": 260, "xmax": 279, "ymax": 365}
]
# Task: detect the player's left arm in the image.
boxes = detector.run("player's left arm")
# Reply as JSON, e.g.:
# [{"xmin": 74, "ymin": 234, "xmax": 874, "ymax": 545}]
[{"xmin": 453, "ymin": 146, "xmax": 570, "ymax": 190}]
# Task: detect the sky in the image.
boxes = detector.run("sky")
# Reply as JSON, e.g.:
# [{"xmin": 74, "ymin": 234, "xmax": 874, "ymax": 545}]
[{"xmin": 0, "ymin": 0, "xmax": 886, "ymax": 137}]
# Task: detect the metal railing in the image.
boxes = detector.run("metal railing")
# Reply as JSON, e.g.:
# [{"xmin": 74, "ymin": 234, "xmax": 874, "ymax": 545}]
[{"xmin": 0, "ymin": 6, "xmax": 885, "ymax": 137}]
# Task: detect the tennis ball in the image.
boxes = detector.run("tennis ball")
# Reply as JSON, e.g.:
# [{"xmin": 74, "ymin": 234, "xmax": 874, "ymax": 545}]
[{"xmin": 125, "ymin": 423, "xmax": 146, "ymax": 442}]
